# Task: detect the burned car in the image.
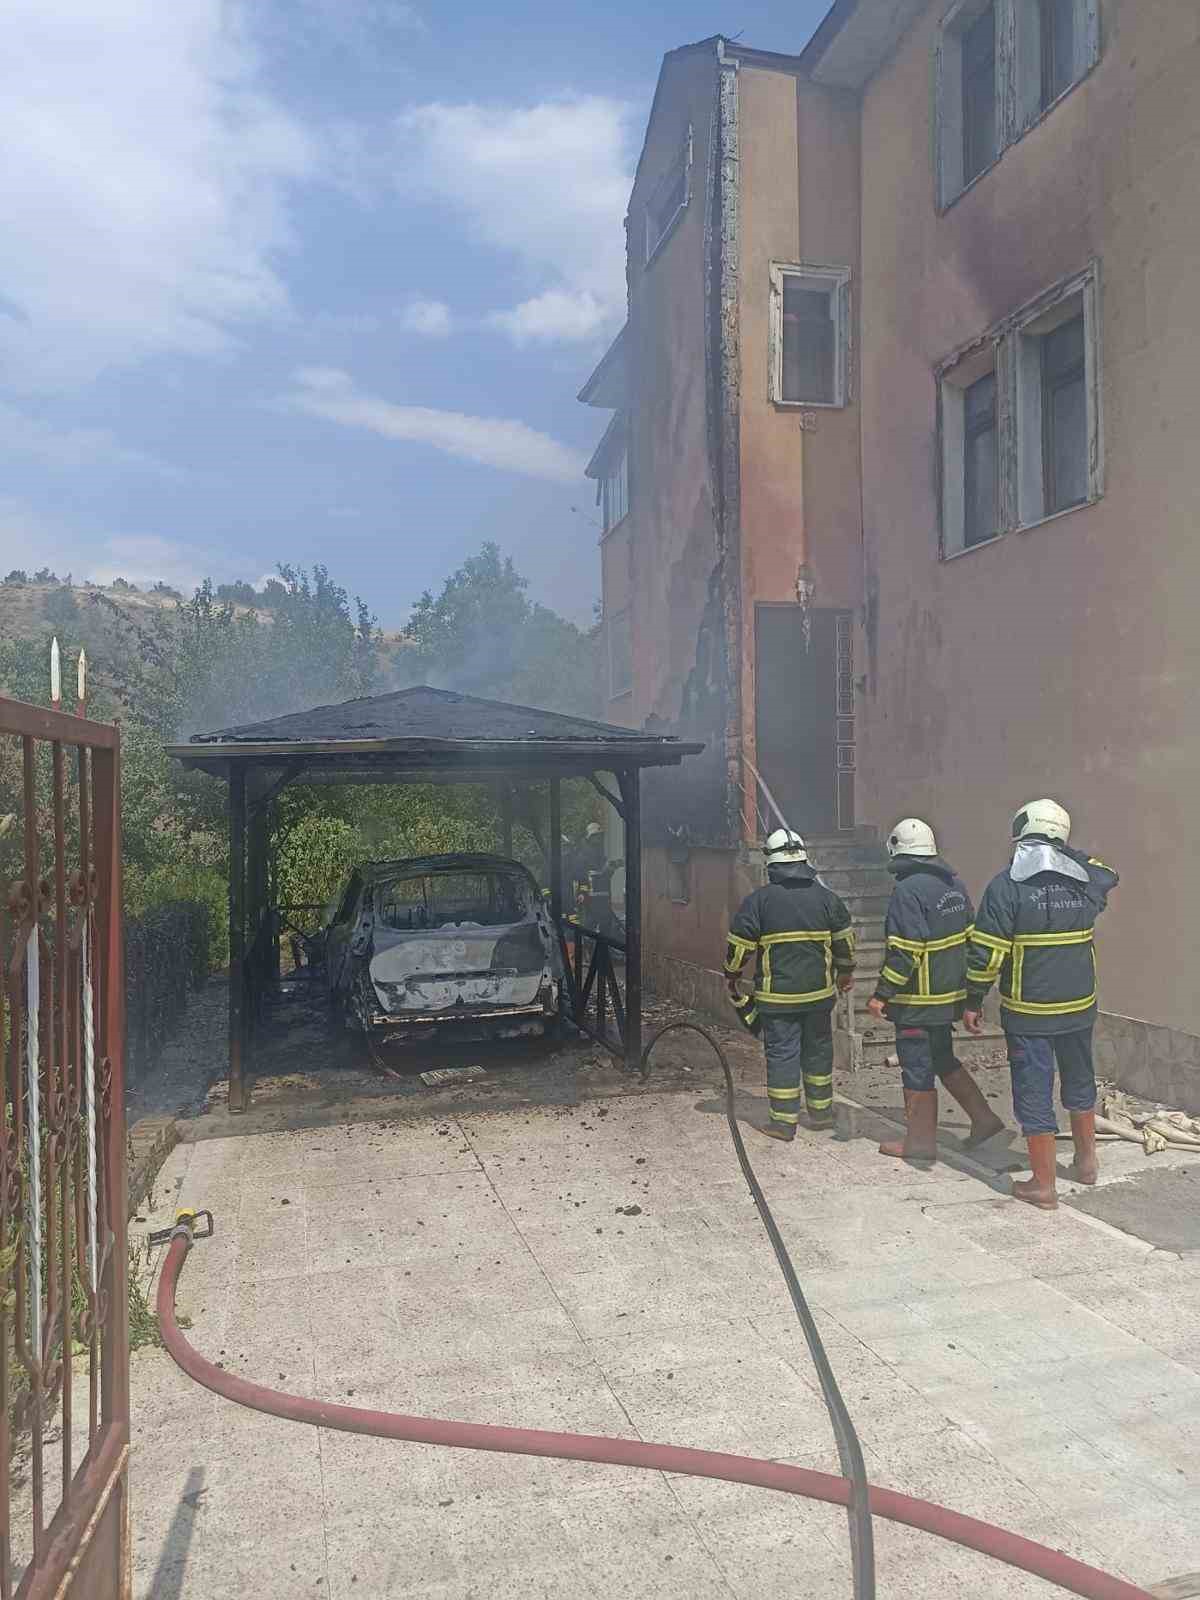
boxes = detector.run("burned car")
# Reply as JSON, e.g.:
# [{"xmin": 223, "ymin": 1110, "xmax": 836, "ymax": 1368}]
[{"xmin": 324, "ymin": 854, "xmax": 562, "ymax": 1046}]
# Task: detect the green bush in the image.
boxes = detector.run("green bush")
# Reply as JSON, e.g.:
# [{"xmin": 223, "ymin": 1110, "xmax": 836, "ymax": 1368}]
[{"xmin": 125, "ymin": 863, "xmax": 227, "ymax": 973}]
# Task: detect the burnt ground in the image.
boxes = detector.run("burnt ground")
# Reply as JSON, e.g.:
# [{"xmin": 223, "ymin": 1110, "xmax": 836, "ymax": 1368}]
[{"xmin": 127, "ymin": 972, "xmax": 767, "ymax": 1144}]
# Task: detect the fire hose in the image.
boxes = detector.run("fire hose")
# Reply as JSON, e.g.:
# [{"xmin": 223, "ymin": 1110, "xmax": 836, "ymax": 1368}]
[{"xmin": 155, "ymin": 1023, "xmax": 1157, "ymax": 1600}]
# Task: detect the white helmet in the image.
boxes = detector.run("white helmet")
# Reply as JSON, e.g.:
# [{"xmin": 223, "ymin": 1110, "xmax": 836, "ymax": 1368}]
[
  {"xmin": 1012, "ymin": 798, "xmax": 1071, "ymax": 844},
  {"xmin": 887, "ymin": 818, "xmax": 937, "ymax": 858},
  {"xmin": 585, "ymin": 822, "xmax": 603, "ymax": 838},
  {"xmin": 764, "ymin": 827, "xmax": 808, "ymax": 864}
]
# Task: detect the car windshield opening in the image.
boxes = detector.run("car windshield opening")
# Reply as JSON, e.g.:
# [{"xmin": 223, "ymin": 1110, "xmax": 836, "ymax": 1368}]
[{"xmin": 374, "ymin": 870, "xmax": 531, "ymax": 931}]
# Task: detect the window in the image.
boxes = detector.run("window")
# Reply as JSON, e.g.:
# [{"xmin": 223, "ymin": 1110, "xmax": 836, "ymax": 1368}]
[
  {"xmin": 937, "ymin": 1, "xmax": 999, "ymax": 203},
  {"xmin": 938, "ymin": 0, "xmax": 1099, "ymax": 205},
  {"xmin": 645, "ymin": 132, "xmax": 691, "ymax": 264},
  {"xmin": 769, "ymin": 263, "xmax": 851, "ymax": 408},
  {"xmin": 666, "ymin": 854, "xmax": 691, "ymax": 905},
  {"xmin": 962, "ymin": 5, "xmax": 997, "ymax": 186},
  {"xmin": 1013, "ymin": 0, "xmax": 1098, "ymax": 126},
  {"xmin": 939, "ymin": 346, "xmax": 1001, "ymax": 556},
  {"xmin": 1014, "ymin": 276, "xmax": 1100, "ymax": 526},
  {"xmin": 607, "ymin": 607, "xmax": 632, "ymax": 699},
  {"xmin": 964, "ymin": 372, "xmax": 1000, "ymax": 546},
  {"xmin": 602, "ymin": 447, "xmax": 628, "ymax": 533},
  {"xmin": 939, "ymin": 262, "xmax": 1102, "ymax": 557}
]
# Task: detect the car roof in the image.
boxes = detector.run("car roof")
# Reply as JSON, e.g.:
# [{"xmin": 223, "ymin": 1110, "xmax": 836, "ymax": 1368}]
[{"xmin": 357, "ymin": 853, "xmax": 535, "ymax": 886}]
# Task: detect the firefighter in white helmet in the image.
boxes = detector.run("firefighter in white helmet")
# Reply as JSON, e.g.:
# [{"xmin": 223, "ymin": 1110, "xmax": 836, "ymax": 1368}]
[
  {"xmin": 724, "ymin": 829, "xmax": 856, "ymax": 1138},
  {"xmin": 866, "ymin": 820, "xmax": 1004, "ymax": 1163},
  {"xmin": 964, "ymin": 800, "xmax": 1119, "ymax": 1210}
]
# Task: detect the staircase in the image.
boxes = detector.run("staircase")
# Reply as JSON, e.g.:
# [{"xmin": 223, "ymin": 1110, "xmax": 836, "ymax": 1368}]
[{"xmin": 806, "ymin": 832, "xmax": 1005, "ymax": 1068}]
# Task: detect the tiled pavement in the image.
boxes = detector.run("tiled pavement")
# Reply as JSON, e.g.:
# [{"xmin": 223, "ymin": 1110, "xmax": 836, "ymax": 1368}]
[{"xmin": 127, "ymin": 1092, "xmax": 1200, "ymax": 1598}]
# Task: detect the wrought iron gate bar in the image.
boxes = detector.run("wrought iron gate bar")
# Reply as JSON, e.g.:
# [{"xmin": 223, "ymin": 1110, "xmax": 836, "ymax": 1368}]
[{"xmin": 0, "ymin": 692, "xmax": 129, "ymax": 1600}]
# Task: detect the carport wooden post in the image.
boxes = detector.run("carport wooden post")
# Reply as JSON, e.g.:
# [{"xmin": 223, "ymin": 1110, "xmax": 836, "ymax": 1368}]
[
  {"xmin": 618, "ymin": 768, "xmax": 641, "ymax": 1072},
  {"xmin": 500, "ymin": 783, "xmax": 514, "ymax": 858},
  {"xmin": 549, "ymin": 779, "xmax": 563, "ymax": 922},
  {"xmin": 228, "ymin": 764, "xmax": 248, "ymax": 1114}
]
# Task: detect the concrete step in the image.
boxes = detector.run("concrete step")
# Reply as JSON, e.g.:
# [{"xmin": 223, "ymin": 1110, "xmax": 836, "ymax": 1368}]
[
  {"xmin": 853, "ymin": 918, "xmax": 885, "ymax": 943},
  {"xmin": 858, "ymin": 1023, "xmax": 1005, "ymax": 1067}
]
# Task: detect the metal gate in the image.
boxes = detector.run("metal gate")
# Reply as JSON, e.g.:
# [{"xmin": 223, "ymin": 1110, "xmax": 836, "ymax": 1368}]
[{"xmin": 0, "ymin": 695, "xmax": 129, "ymax": 1599}]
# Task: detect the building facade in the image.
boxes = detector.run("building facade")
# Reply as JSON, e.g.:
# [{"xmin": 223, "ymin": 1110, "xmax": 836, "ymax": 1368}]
[{"xmin": 581, "ymin": 3, "xmax": 1200, "ymax": 1098}]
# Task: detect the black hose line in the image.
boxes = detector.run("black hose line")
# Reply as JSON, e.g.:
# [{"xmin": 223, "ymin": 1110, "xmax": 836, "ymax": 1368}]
[{"xmin": 640, "ymin": 1021, "xmax": 877, "ymax": 1600}]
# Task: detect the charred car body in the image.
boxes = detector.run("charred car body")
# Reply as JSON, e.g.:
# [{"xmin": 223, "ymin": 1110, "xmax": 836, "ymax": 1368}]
[{"xmin": 324, "ymin": 854, "xmax": 562, "ymax": 1045}]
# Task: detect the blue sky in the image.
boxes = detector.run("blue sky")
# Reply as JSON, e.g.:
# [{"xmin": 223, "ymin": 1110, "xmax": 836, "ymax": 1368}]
[{"xmin": 0, "ymin": 0, "xmax": 831, "ymax": 627}]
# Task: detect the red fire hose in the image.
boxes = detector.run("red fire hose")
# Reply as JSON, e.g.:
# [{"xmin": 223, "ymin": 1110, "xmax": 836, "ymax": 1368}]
[{"xmin": 157, "ymin": 1221, "xmax": 1152, "ymax": 1600}]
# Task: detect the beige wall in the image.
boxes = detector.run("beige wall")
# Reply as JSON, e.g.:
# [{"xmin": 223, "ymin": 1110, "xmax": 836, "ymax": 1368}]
[
  {"xmin": 623, "ymin": 50, "xmax": 721, "ymax": 732},
  {"xmin": 737, "ymin": 66, "xmax": 863, "ymax": 833},
  {"xmin": 857, "ymin": 0, "xmax": 1200, "ymax": 1032}
]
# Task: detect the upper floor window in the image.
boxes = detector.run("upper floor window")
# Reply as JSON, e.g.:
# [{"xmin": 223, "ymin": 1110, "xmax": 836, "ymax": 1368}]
[
  {"xmin": 962, "ymin": 5, "xmax": 998, "ymax": 187},
  {"xmin": 607, "ymin": 607, "xmax": 632, "ymax": 699},
  {"xmin": 938, "ymin": 0, "xmax": 1100, "ymax": 207},
  {"xmin": 939, "ymin": 262, "xmax": 1102, "ymax": 558},
  {"xmin": 645, "ymin": 132, "xmax": 692, "ymax": 264},
  {"xmin": 602, "ymin": 447, "xmax": 629, "ymax": 534},
  {"xmin": 769, "ymin": 263, "xmax": 851, "ymax": 409}
]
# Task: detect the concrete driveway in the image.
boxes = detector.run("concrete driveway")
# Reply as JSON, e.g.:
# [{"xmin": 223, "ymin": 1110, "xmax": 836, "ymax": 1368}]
[{"xmin": 129, "ymin": 1083, "xmax": 1200, "ymax": 1599}]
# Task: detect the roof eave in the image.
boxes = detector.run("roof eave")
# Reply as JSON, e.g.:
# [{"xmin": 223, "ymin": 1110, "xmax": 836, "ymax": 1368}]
[{"xmin": 800, "ymin": 0, "xmax": 926, "ymax": 89}]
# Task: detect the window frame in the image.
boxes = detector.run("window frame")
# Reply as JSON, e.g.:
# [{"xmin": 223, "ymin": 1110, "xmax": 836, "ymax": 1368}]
[
  {"xmin": 768, "ymin": 261, "xmax": 853, "ymax": 410},
  {"xmin": 644, "ymin": 130, "xmax": 693, "ymax": 267},
  {"xmin": 936, "ymin": 0, "xmax": 1100, "ymax": 211},
  {"xmin": 606, "ymin": 605, "xmax": 632, "ymax": 701},
  {"xmin": 937, "ymin": 261, "xmax": 1103, "ymax": 560},
  {"xmin": 601, "ymin": 444, "xmax": 629, "ymax": 535}
]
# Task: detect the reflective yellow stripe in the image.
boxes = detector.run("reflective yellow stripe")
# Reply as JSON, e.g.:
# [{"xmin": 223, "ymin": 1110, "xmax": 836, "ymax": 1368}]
[
  {"xmin": 760, "ymin": 930, "xmax": 834, "ymax": 944},
  {"xmin": 1012, "ymin": 930, "xmax": 1094, "ymax": 947},
  {"xmin": 880, "ymin": 966, "xmax": 909, "ymax": 986},
  {"xmin": 1011, "ymin": 940, "xmax": 1024, "ymax": 1002},
  {"xmin": 1087, "ymin": 857, "xmax": 1114, "ymax": 872},
  {"xmin": 971, "ymin": 930, "xmax": 1013, "ymax": 954},
  {"xmin": 724, "ymin": 934, "xmax": 755, "ymax": 974},
  {"xmin": 754, "ymin": 985, "xmax": 837, "ymax": 1005},
  {"xmin": 1002, "ymin": 991, "xmax": 1097, "ymax": 1016},
  {"xmin": 770, "ymin": 1110, "xmax": 801, "ymax": 1124},
  {"xmin": 768, "ymin": 1086, "xmax": 803, "ymax": 1100},
  {"xmin": 966, "ymin": 968, "xmax": 996, "ymax": 984},
  {"xmin": 923, "ymin": 930, "xmax": 970, "ymax": 952},
  {"xmin": 889, "ymin": 990, "xmax": 967, "ymax": 1006},
  {"xmin": 886, "ymin": 935, "xmax": 924, "ymax": 953},
  {"xmin": 832, "ymin": 925, "xmax": 856, "ymax": 951},
  {"xmin": 804, "ymin": 1073, "xmax": 833, "ymax": 1086}
]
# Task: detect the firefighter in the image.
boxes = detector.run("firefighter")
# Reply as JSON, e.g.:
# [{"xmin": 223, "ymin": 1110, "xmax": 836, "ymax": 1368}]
[
  {"xmin": 724, "ymin": 829, "xmax": 856, "ymax": 1139},
  {"xmin": 865, "ymin": 819, "xmax": 1004, "ymax": 1164},
  {"xmin": 963, "ymin": 799, "xmax": 1119, "ymax": 1211}
]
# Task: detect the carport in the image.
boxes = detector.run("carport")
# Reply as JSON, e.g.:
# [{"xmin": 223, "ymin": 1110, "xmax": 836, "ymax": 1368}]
[{"xmin": 167, "ymin": 685, "xmax": 703, "ymax": 1111}]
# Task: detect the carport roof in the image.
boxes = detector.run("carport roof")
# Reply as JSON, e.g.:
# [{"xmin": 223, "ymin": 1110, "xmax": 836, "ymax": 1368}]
[{"xmin": 166, "ymin": 684, "xmax": 704, "ymax": 782}]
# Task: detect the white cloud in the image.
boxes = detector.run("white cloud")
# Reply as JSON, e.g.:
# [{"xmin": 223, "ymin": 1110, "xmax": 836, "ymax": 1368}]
[
  {"xmin": 0, "ymin": 0, "xmax": 317, "ymax": 390},
  {"xmin": 400, "ymin": 299, "xmax": 454, "ymax": 338},
  {"xmin": 487, "ymin": 290, "xmax": 610, "ymax": 345},
  {"xmin": 399, "ymin": 97, "xmax": 632, "ymax": 344},
  {"xmin": 284, "ymin": 368, "xmax": 585, "ymax": 483},
  {"xmin": 0, "ymin": 401, "xmax": 182, "ymax": 475}
]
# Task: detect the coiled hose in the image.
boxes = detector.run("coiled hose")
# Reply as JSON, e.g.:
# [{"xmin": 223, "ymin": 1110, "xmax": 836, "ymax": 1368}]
[{"xmin": 155, "ymin": 1023, "xmax": 1156, "ymax": 1600}]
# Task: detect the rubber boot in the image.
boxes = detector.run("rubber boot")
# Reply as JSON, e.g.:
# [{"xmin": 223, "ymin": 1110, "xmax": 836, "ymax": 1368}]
[
  {"xmin": 1069, "ymin": 1110, "xmax": 1099, "ymax": 1185},
  {"xmin": 879, "ymin": 1089, "xmax": 938, "ymax": 1164},
  {"xmin": 942, "ymin": 1066, "xmax": 1005, "ymax": 1147},
  {"xmin": 755, "ymin": 1119, "xmax": 796, "ymax": 1142},
  {"xmin": 1011, "ymin": 1134, "xmax": 1059, "ymax": 1209}
]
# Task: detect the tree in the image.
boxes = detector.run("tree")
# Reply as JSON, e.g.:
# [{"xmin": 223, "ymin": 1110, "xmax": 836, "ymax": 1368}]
[
  {"xmin": 215, "ymin": 581, "xmax": 259, "ymax": 606},
  {"xmin": 33, "ymin": 567, "xmax": 59, "ymax": 584},
  {"xmin": 3, "ymin": 571, "xmax": 27, "ymax": 586},
  {"xmin": 402, "ymin": 542, "xmax": 601, "ymax": 717}
]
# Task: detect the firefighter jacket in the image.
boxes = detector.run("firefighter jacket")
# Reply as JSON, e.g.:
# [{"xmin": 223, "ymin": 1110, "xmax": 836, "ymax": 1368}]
[
  {"xmin": 966, "ymin": 843, "xmax": 1119, "ymax": 1036},
  {"xmin": 724, "ymin": 865, "xmax": 855, "ymax": 1018},
  {"xmin": 872, "ymin": 857, "xmax": 974, "ymax": 1027}
]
